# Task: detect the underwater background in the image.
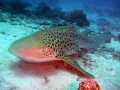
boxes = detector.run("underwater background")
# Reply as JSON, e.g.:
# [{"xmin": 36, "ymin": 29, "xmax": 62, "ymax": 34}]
[{"xmin": 0, "ymin": 0, "xmax": 120, "ymax": 90}]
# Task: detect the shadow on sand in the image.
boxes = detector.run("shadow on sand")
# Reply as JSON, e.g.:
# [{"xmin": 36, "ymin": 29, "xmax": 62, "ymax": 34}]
[{"xmin": 10, "ymin": 59, "xmax": 89, "ymax": 78}]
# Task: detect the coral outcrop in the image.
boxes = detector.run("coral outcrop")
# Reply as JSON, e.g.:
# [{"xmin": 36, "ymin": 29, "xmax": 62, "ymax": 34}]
[
  {"xmin": 8, "ymin": 0, "xmax": 32, "ymax": 14},
  {"xmin": 64, "ymin": 10, "xmax": 90, "ymax": 27}
]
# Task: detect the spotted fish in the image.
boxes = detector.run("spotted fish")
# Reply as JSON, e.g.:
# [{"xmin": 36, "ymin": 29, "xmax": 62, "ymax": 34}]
[{"xmin": 8, "ymin": 23, "xmax": 110, "ymax": 79}]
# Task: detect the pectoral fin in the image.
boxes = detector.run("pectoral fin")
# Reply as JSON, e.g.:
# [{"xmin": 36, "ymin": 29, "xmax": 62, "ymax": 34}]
[{"xmin": 58, "ymin": 52, "xmax": 95, "ymax": 79}]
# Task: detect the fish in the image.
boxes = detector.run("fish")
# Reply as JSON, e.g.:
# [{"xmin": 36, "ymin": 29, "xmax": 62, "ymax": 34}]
[{"xmin": 8, "ymin": 23, "xmax": 110, "ymax": 79}]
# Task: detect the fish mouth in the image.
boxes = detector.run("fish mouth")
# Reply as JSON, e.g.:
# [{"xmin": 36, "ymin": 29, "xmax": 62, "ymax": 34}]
[
  {"xmin": 8, "ymin": 43, "xmax": 21, "ymax": 57},
  {"xmin": 8, "ymin": 46, "xmax": 17, "ymax": 56},
  {"xmin": 8, "ymin": 45, "xmax": 13, "ymax": 54},
  {"xmin": 8, "ymin": 41, "xmax": 17, "ymax": 54}
]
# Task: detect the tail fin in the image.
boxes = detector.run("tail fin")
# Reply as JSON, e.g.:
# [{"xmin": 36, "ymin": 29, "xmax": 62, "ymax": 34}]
[
  {"xmin": 89, "ymin": 33, "xmax": 112, "ymax": 50},
  {"xmin": 91, "ymin": 33, "xmax": 111, "ymax": 43}
]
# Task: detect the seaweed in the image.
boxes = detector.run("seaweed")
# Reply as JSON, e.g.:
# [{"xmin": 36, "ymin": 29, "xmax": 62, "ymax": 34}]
[{"xmin": 0, "ymin": 0, "xmax": 32, "ymax": 15}]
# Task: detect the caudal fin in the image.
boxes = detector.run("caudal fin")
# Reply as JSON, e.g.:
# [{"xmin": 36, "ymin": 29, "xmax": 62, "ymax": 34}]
[{"xmin": 89, "ymin": 33, "xmax": 112, "ymax": 50}]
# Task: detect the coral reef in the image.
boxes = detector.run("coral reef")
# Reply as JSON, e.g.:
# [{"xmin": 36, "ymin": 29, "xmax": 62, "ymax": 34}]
[
  {"xmin": 0, "ymin": 1, "xmax": 90, "ymax": 27},
  {"xmin": 64, "ymin": 10, "xmax": 90, "ymax": 27},
  {"xmin": 0, "ymin": 1, "xmax": 95, "ymax": 29},
  {"xmin": 51, "ymin": 7, "xmax": 65, "ymax": 19},
  {"xmin": 34, "ymin": 2, "xmax": 64, "ymax": 20},
  {"xmin": 0, "ymin": 0, "xmax": 32, "ymax": 15},
  {"xmin": 8, "ymin": 0, "xmax": 32, "ymax": 14},
  {"xmin": 33, "ymin": 2, "xmax": 89, "ymax": 27},
  {"xmin": 34, "ymin": 2, "xmax": 52, "ymax": 17}
]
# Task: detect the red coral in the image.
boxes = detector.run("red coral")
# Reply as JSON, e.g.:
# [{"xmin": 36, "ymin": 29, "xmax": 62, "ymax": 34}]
[{"xmin": 78, "ymin": 78, "xmax": 101, "ymax": 90}]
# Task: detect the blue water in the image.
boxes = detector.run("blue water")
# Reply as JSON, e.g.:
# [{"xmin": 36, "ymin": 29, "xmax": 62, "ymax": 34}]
[
  {"xmin": 1, "ymin": 0, "xmax": 120, "ymax": 16},
  {"xmin": 21, "ymin": 0, "xmax": 120, "ymax": 11}
]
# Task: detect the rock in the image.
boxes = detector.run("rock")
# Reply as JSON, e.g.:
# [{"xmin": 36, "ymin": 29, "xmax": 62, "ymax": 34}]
[
  {"xmin": 34, "ymin": 2, "xmax": 52, "ymax": 18},
  {"xmin": 64, "ymin": 10, "xmax": 90, "ymax": 27},
  {"xmin": 8, "ymin": 0, "xmax": 32, "ymax": 14}
]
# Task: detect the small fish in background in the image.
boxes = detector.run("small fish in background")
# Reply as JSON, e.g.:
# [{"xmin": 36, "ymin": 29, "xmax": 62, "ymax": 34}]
[{"xmin": 8, "ymin": 23, "xmax": 111, "ymax": 79}]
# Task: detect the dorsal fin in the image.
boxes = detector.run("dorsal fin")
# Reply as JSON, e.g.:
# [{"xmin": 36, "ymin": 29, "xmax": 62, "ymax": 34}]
[
  {"xmin": 35, "ymin": 22, "xmax": 78, "ymax": 35},
  {"xmin": 79, "ymin": 31, "xmax": 89, "ymax": 37}
]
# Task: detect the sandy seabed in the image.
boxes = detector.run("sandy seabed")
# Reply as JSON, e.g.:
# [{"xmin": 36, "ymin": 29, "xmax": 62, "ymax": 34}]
[{"xmin": 0, "ymin": 16, "xmax": 120, "ymax": 90}]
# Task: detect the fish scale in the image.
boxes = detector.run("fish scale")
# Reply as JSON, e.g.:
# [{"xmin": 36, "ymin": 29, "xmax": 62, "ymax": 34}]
[{"xmin": 9, "ymin": 23, "xmax": 110, "ymax": 79}]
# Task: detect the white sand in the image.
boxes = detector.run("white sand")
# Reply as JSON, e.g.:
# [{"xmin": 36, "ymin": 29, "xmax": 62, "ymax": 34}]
[
  {"xmin": 105, "ymin": 38, "xmax": 120, "ymax": 51},
  {"xmin": 0, "ymin": 18, "xmax": 120, "ymax": 90}
]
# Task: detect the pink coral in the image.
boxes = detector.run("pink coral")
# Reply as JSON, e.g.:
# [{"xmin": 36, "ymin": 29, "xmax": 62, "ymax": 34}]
[{"xmin": 78, "ymin": 78, "xmax": 101, "ymax": 90}]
